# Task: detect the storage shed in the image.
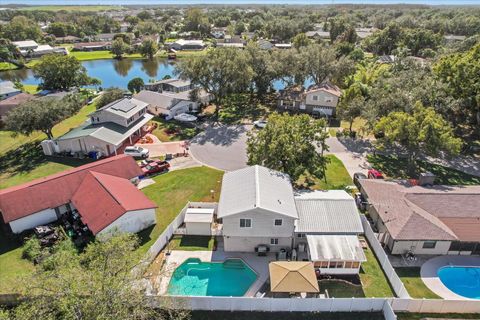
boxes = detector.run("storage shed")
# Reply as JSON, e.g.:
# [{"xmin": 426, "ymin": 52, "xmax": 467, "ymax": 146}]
[{"xmin": 184, "ymin": 208, "xmax": 214, "ymax": 235}]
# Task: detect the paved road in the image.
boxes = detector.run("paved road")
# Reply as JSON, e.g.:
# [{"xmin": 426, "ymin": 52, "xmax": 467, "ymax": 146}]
[{"xmin": 189, "ymin": 124, "xmax": 251, "ymax": 171}]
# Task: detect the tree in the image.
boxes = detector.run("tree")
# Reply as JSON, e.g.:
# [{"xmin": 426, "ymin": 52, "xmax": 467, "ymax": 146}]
[
  {"xmin": 33, "ymin": 55, "xmax": 96, "ymax": 91},
  {"xmin": 5, "ymin": 95, "xmax": 83, "ymax": 140},
  {"xmin": 175, "ymin": 48, "xmax": 254, "ymax": 117},
  {"xmin": 127, "ymin": 77, "xmax": 144, "ymax": 94},
  {"xmin": 300, "ymin": 44, "xmax": 355, "ymax": 86},
  {"xmin": 247, "ymin": 113, "xmax": 329, "ymax": 183},
  {"xmin": 374, "ymin": 104, "xmax": 462, "ymax": 174},
  {"xmin": 8, "ymin": 234, "xmax": 188, "ymax": 320},
  {"xmin": 292, "ymin": 33, "xmax": 310, "ymax": 50},
  {"xmin": 0, "ymin": 16, "xmax": 42, "ymax": 41},
  {"xmin": 97, "ymin": 87, "xmax": 125, "ymax": 108},
  {"xmin": 245, "ymin": 43, "xmax": 276, "ymax": 98},
  {"xmin": 337, "ymin": 95, "xmax": 365, "ymax": 132},
  {"xmin": 139, "ymin": 38, "xmax": 158, "ymax": 60},
  {"xmin": 183, "ymin": 8, "xmax": 210, "ymax": 36},
  {"xmin": 111, "ymin": 37, "xmax": 129, "ymax": 59},
  {"xmin": 364, "ymin": 23, "xmax": 404, "ymax": 55}
]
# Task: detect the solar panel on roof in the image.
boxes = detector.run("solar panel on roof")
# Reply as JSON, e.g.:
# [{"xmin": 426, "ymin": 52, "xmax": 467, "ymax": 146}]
[{"xmin": 111, "ymin": 99, "xmax": 136, "ymax": 112}]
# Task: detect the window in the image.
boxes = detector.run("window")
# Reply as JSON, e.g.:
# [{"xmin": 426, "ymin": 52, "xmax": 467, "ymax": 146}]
[
  {"xmin": 324, "ymin": 97, "xmax": 333, "ymax": 103},
  {"xmin": 239, "ymin": 218, "xmax": 251, "ymax": 228},
  {"xmin": 270, "ymin": 238, "xmax": 279, "ymax": 245},
  {"xmin": 297, "ymin": 233, "xmax": 306, "ymax": 238},
  {"xmin": 274, "ymin": 219, "xmax": 282, "ymax": 226},
  {"xmin": 423, "ymin": 241, "xmax": 437, "ymax": 249},
  {"xmin": 127, "ymin": 116, "xmax": 135, "ymax": 125},
  {"xmin": 312, "ymin": 95, "xmax": 318, "ymax": 101},
  {"xmin": 138, "ymin": 108, "xmax": 145, "ymax": 116}
]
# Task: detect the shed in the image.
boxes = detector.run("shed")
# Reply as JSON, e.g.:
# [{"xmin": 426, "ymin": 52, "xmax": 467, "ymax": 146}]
[{"xmin": 184, "ymin": 208, "xmax": 214, "ymax": 235}]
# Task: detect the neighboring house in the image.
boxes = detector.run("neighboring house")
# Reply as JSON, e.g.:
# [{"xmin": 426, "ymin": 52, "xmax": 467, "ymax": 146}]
[
  {"xmin": 0, "ymin": 93, "xmax": 35, "ymax": 123},
  {"xmin": 258, "ymin": 39, "xmax": 274, "ymax": 50},
  {"xmin": 277, "ymin": 82, "xmax": 341, "ymax": 117},
  {"xmin": 218, "ymin": 165, "xmax": 299, "ymax": 253},
  {"xmin": 305, "ymin": 30, "xmax": 330, "ymax": 40},
  {"xmin": 355, "ymin": 27, "xmax": 377, "ymax": 39},
  {"xmin": 377, "ymin": 55, "xmax": 396, "ymax": 64},
  {"xmin": 134, "ymin": 90, "xmax": 197, "ymax": 120},
  {"xmin": 144, "ymin": 78, "xmax": 194, "ymax": 93},
  {"xmin": 444, "ymin": 34, "xmax": 466, "ymax": 42},
  {"xmin": 274, "ymin": 43, "xmax": 292, "ymax": 49},
  {"xmin": 54, "ymin": 97, "xmax": 153, "ymax": 157},
  {"xmin": 216, "ymin": 35, "xmax": 245, "ymax": 48},
  {"xmin": 294, "ymin": 190, "xmax": 366, "ymax": 274},
  {"xmin": 73, "ymin": 41, "xmax": 112, "ymax": 51},
  {"xmin": 54, "ymin": 35, "xmax": 81, "ymax": 43},
  {"xmin": 0, "ymin": 155, "xmax": 157, "ymax": 236},
  {"xmin": 133, "ymin": 34, "xmax": 160, "ymax": 47},
  {"xmin": 360, "ymin": 179, "xmax": 480, "ymax": 256},
  {"xmin": 169, "ymin": 39, "xmax": 205, "ymax": 50},
  {"xmin": 95, "ymin": 33, "xmax": 116, "ymax": 42},
  {"xmin": 0, "ymin": 81, "xmax": 21, "ymax": 100},
  {"xmin": 12, "ymin": 40, "xmax": 67, "ymax": 57}
]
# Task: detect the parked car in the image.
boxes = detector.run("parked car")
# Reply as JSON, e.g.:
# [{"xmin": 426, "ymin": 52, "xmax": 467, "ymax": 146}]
[
  {"xmin": 254, "ymin": 120, "xmax": 267, "ymax": 128},
  {"xmin": 353, "ymin": 172, "xmax": 367, "ymax": 189},
  {"xmin": 174, "ymin": 113, "xmax": 197, "ymax": 122},
  {"xmin": 139, "ymin": 159, "xmax": 156, "ymax": 168},
  {"xmin": 124, "ymin": 146, "xmax": 149, "ymax": 159},
  {"xmin": 367, "ymin": 169, "xmax": 384, "ymax": 179},
  {"xmin": 141, "ymin": 161, "xmax": 170, "ymax": 176}
]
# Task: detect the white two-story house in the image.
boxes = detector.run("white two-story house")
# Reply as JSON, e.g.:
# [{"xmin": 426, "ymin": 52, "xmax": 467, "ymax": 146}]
[
  {"xmin": 54, "ymin": 98, "xmax": 153, "ymax": 157},
  {"xmin": 217, "ymin": 165, "xmax": 298, "ymax": 253}
]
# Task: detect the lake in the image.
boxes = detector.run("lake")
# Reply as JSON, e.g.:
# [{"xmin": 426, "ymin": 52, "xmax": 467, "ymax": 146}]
[{"xmin": 0, "ymin": 57, "xmax": 291, "ymax": 91}]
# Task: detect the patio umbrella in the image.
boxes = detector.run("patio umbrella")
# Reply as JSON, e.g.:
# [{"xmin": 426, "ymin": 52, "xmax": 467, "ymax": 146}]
[{"xmin": 268, "ymin": 261, "xmax": 319, "ymax": 293}]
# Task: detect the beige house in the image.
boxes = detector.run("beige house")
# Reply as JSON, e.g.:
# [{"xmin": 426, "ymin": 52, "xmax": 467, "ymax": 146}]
[
  {"xmin": 217, "ymin": 165, "xmax": 298, "ymax": 253},
  {"xmin": 54, "ymin": 98, "xmax": 153, "ymax": 157},
  {"xmin": 277, "ymin": 82, "xmax": 341, "ymax": 117},
  {"xmin": 360, "ymin": 179, "xmax": 480, "ymax": 256}
]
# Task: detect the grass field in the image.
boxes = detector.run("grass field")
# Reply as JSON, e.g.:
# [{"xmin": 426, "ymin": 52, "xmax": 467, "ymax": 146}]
[
  {"xmin": 22, "ymin": 84, "xmax": 39, "ymax": 94},
  {"xmin": 368, "ymin": 154, "xmax": 480, "ymax": 185},
  {"xmin": 150, "ymin": 117, "xmax": 200, "ymax": 142},
  {"xmin": 0, "ymin": 62, "xmax": 19, "ymax": 71},
  {"xmin": 20, "ymin": 5, "xmax": 119, "ymax": 11},
  {"xmin": 311, "ymin": 154, "xmax": 353, "ymax": 190},
  {"xmin": 168, "ymin": 235, "xmax": 215, "ymax": 251},
  {"xmin": 395, "ymin": 267, "xmax": 441, "ymax": 299},
  {"xmin": 139, "ymin": 167, "xmax": 223, "ymax": 254},
  {"xmin": 360, "ymin": 242, "xmax": 395, "ymax": 297},
  {"xmin": 69, "ymin": 50, "xmax": 142, "ymax": 61}
]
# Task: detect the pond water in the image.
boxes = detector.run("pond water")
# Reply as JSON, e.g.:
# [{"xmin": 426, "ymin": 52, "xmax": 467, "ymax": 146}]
[{"xmin": 0, "ymin": 57, "xmax": 292, "ymax": 91}]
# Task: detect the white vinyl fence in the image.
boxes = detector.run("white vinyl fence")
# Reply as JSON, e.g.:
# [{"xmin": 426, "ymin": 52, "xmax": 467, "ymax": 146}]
[
  {"xmin": 391, "ymin": 298, "xmax": 480, "ymax": 313},
  {"xmin": 360, "ymin": 215, "xmax": 410, "ymax": 298}
]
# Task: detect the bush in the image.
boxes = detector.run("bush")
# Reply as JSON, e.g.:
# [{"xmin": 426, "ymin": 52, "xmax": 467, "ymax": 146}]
[{"xmin": 22, "ymin": 237, "xmax": 42, "ymax": 262}]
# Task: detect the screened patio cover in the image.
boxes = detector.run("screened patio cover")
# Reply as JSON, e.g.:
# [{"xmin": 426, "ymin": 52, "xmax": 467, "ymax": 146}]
[
  {"xmin": 269, "ymin": 261, "xmax": 319, "ymax": 293},
  {"xmin": 306, "ymin": 235, "xmax": 367, "ymax": 262}
]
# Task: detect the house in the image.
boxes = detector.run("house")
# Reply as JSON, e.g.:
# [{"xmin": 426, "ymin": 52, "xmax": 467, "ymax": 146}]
[
  {"xmin": 258, "ymin": 39, "xmax": 274, "ymax": 50},
  {"xmin": 444, "ymin": 34, "xmax": 466, "ymax": 42},
  {"xmin": 94, "ymin": 33, "xmax": 116, "ymax": 42},
  {"xmin": 144, "ymin": 78, "xmax": 194, "ymax": 93},
  {"xmin": 0, "ymin": 92, "xmax": 35, "ymax": 123},
  {"xmin": 169, "ymin": 39, "xmax": 205, "ymax": 51},
  {"xmin": 305, "ymin": 30, "xmax": 330, "ymax": 40},
  {"xmin": 0, "ymin": 155, "xmax": 157, "ymax": 236},
  {"xmin": 54, "ymin": 98, "xmax": 153, "ymax": 157},
  {"xmin": 12, "ymin": 40, "xmax": 67, "ymax": 57},
  {"xmin": 355, "ymin": 27, "xmax": 377, "ymax": 39},
  {"xmin": 134, "ymin": 90, "xmax": 198, "ymax": 120},
  {"xmin": 274, "ymin": 43, "xmax": 292, "ymax": 49},
  {"xmin": 277, "ymin": 82, "xmax": 342, "ymax": 117},
  {"xmin": 0, "ymin": 81, "xmax": 21, "ymax": 100},
  {"xmin": 293, "ymin": 190, "xmax": 366, "ymax": 274},
  {"xmin": 377, "ymin": 55, "xmax": 396, "ymax": 64},
  {"xmin": 54, "ymin": 35, "xmax": 81, "ymax": 44},
  {"xmin": 216, "ymin": 35, "xmax": 245, "ymax": 48},
  {"xmin": 73, "ymin": 41, "xmax": 112, "ymax": 51},
  {"xmin": 359, "ymin": 179, "xmax": 480, "ymax": 256},
  {"xmin": 217, "ymin": 165, "xmax": 299, "ymax": 253}
]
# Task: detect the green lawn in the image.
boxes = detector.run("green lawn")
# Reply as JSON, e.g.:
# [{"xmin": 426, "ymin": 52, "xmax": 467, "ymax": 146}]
[
  {"xmin": 395, "ymin": 267, "xmax": 441, "ymax": 299},
  {"xmin": 69, "ymin": 50, "xmax": 142, "ymax": 61},
  {"xmin": 396, "ymin": 313, "xmax": 480, "ymax": 320},
  {"xmin": 168, "ymin": 235, "xmax": 215, "ymax": 251},
  {"xmin": 0, "ymin": 102, "xmax": 96, "ymax": 189},
  {"xmin": 139, "ymin": 167, "xmax": 224, "ymax": 254},
  {"xmin": 360, "ymin": 242, "xmax": 395, "ymax": 297},
  {"xmin": 22, "ymin": 84, "xmax": 40, "ymax": 94},
  {"xmin": 150, "ymin": 117, "xmax": 200, "ymax": 142},
  {"xmin": 368, "ymin": 154, "xmax": 480, "ymax": 185},
  {"xmin": 311, "ymin": 155, "xmax": 353, "ymax": 190},
  {"xmin": 191, "ymin": 311, "xmax": 384, "ymax": 320},
  {"xmin": 0, "ymin": 62, "xmax": 18, "ymax": 71},
  {"xmin": 319, "ymin": 280, "xmax": 365, "ymax": 298}
]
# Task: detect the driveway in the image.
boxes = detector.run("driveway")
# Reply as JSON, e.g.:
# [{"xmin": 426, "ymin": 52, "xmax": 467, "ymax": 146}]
[
  {"xmin": 325, "ymin": 136, "xmax": 372, "ymax": 177},
  {"xmin": 189, "ymin": 124, "xmax": 251, "ymax": 171}
]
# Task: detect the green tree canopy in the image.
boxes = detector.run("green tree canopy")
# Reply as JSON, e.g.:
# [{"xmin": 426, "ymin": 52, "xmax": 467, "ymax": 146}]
[
  {"xmin": 247, "ymin": 113, "xmax": 329, "ymax": 183},
  {"xmin": 139, "ymin": 38, "xmax": 158, "ymax": 60},
  {"xmin": 0, "ymin": 16, "xmax": 42, "ymax": 41},
  {"xmin": 33, "ymin": 54, "xmax": 96, "ymax": 91},
  {"xmin": 111, "ymin": 37, "xmax": 129, "ymax": 59},
  {"xmin": 5, "ymin": 94, "xmax": 84, "ymax": 140},
  {"xmin": 374, "ymin": 104, "xmax": 462, "ymax": 174},
  {"xmin": 127, "ymin": 77, "xmax": 145, "ymax": 94},
  {"xmin": 97, "ymin": 87, "xmax": 125, "ymax": 108}
]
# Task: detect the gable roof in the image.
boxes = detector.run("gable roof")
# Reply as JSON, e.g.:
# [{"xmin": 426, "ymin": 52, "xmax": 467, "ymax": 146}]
[
  {"xmin": 0, "ymin": 155, "xmax": 144, "ymax": 224},
  {"xmin": 306, "ymin": 82, "xmax": 341, "ymax": 97},
  {"xmin": 71, "ymin": 171, "xmax": 156, "ymax": 234},
  {"xmin": 360, "ymin": 180, "xmax": 480, "ymax": 241},
  {"xmin": 134, "ymin": 90, "xmax": 185, "ymax": 113},
  {"xmin": 217, "ymin": 165, "xmax": 298, "ymax": 219},
  {"xmin": 294, "ymin": 190, "xmax": 363, "ymax": 234}
]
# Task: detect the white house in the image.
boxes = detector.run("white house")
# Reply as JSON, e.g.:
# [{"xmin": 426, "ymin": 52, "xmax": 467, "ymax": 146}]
[
  {"xmin": 169, "ymin": 39, "xmax": 205, "ymax": 50},
  {"xmin": 12, "ymin": 40, "xmax": 67, "ymax": 57},
  {"xmin": 0, "ymin": 81, "xmax": 21, "ymax": 100},
  {"xmin": 217, "ymin": 165, "xmax": 298, "ymax": 253}
]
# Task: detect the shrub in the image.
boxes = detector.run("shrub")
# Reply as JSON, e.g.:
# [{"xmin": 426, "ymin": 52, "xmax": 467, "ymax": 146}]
[{"xmin": 22, "ymin": 237, "xmax": 42, "ymax": 262}]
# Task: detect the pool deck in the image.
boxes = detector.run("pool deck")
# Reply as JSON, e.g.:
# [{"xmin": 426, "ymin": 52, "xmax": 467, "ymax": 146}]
[
  {"xmin": 157, "ymin": 240, "xmax": 275, "ymax": 297},
  {"xmin": 420, "ymin": 255, "xmax": 480, "ymax": 300}
]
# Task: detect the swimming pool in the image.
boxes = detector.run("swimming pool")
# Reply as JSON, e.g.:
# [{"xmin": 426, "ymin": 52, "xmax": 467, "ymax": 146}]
[
  {"xmin": 437, "ymin": 266, "xmax": 480, "ymax": 299},
  {"xmin": 167, "ymin": 258, "xmax": 257, "ymax": 296}
]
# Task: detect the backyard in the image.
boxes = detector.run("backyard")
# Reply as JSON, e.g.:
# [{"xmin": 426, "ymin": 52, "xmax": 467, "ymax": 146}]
[
  {"xmin": 168, "ymin": 235, "xmax": 215, "ymax": 251},
  {"xmin": 395, "ymin": 268, "xmax": 441, "ymax": 299}
]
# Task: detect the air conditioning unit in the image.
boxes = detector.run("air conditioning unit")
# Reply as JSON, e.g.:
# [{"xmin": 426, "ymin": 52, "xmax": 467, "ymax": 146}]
[{"xmin": 298, "ymin": 242, "xmax": 306, "ymax": 252}]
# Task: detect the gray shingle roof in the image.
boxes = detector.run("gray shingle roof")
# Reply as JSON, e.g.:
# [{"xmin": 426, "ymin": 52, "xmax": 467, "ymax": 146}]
[
  {"xmin": 294, "ymin": 190, "xmax": 363, "ymax": 234},
  {"xmin": 218, "ymin": 165, "xmax": 298, "ymax": 219}
]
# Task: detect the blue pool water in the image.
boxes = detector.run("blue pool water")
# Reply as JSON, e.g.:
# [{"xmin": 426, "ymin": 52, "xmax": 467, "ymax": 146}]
[
  {"xmin": 438, "ymin": 266, "xmax": 480, "ymax": 299},
  {"xmin": 167, "ymin": 258, "xmax": 257, "ymax": 296}
]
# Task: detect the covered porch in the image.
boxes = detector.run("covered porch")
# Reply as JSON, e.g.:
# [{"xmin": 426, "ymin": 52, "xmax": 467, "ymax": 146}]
[{"xmin": 306, "ymin": 235, "xmax": 367, "ymax": 275}]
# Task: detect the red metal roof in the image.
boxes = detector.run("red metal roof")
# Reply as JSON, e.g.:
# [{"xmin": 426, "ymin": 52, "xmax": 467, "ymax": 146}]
[
  {"xmin": 71, "ymin": 172, "xmax": 156, "ymax": 235},
  {"xmin": 0, "ymin": 155, "xmax": 144, "ymax": 224}
]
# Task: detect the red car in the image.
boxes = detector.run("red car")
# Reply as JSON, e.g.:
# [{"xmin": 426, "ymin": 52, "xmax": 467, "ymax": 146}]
[
  {"xmin": 368, "ymin": 169, "xmax": 384, "ymax": 179},
  {"xmin": 141, "ymin": 161, "xmax": 170, "ymax": 176}
]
